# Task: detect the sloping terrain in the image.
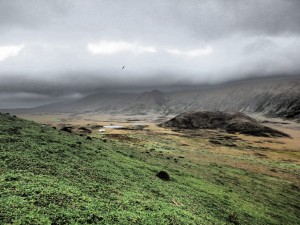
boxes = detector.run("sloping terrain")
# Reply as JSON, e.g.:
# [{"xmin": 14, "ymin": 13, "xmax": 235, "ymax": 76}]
[
  {"xmin": 164, "ymin": 76, "xmax": 300, "ymax": 120},
  {"xmin": 0, "ymin": 113, "xmax": 300, "ymax": 224},
  {"xmin": 160, "ymin": 111, "xmax": 289, "ymax": 137},
  {"xmin": 6, "ymin": 75, "xmax": 300, "ymax": 121},
  {"xmin": 30, "ymin": 90, "xmax": 167, "ymax": 115}
]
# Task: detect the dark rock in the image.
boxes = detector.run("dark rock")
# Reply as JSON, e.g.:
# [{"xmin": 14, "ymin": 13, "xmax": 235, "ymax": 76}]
[
  {"xmin": 60, "ymin": 127, "xmax": 72, "ymax": 133},
  {"xmin": 160, "ymin": 111, "xmax": 289, "ymax": 137},
  {"xmin": 86, "ymin": 136, "xmax": 92, "ymax": 140},
  {"xmin": 156, "ymin": 171, "xmax": 170, "ymax": 181},
  {"xmin": 78, "ymin": 126, "xmax": 92, "ymax": 134}
]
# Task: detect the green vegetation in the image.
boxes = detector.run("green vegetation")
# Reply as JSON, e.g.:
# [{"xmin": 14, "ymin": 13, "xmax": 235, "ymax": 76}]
[{"xmin": 0, "ymin": 113, "xmax": 299, "ymax": 224}]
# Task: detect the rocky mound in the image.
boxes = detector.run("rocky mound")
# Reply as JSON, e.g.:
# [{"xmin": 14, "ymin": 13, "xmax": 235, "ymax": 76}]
[{"xmin": 160, "ymin": 111, "xmax": 289, "ymax": 137}]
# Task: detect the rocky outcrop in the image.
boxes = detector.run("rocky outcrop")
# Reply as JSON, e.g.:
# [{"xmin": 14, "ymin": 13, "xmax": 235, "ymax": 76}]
[{"xmin": 160, "ymin": 111, "xmax": 289, "ymax": 137}]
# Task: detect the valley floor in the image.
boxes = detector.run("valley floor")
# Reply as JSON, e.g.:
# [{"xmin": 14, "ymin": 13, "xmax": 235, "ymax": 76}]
[{"xmin": 1, "ymin": 112, "xmax": 299, "ymax": 224}]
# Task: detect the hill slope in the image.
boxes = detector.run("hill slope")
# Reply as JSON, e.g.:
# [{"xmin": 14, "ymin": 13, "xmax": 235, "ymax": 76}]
[
  {"xmin": 165, "ymin": 76, "xmax": 300, "ymax": 120},
  {"xmin": 9, "ymin": 75, "xmax": 300, "ymax": 120},
  {"xmin": 0, "ymin": 113, "xmax": 299, "ymax": 224}
]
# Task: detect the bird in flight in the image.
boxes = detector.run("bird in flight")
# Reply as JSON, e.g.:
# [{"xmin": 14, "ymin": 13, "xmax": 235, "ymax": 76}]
[{"xmin": 122, "ymin": 65, "xmax": 125, "ymax": 70}]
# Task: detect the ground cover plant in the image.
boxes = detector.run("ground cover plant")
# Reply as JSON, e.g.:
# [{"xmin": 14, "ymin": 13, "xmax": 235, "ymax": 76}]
[{"xmin": 0, "ymin": 113, "xmax": 299, "ymax": 224}]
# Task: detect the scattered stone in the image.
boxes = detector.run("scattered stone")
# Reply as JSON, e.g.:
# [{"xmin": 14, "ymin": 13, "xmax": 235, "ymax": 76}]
[
  {"xmin": 86, "ymin": 136, "xmax": 92, "ymax": 140},
  {"xmin": 60, "ymin": 127, "xmax": 72, "ymax": 133},
  {"xmin": 156, "ymin": 171, "xmax": 170, "ymax": 181},
  {"xmin": 78, "ymin": 126, "xmax": 92, "ymax": 134}
]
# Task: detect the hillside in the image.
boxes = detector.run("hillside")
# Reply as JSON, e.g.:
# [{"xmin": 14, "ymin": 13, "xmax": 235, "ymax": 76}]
[
  {"xmin": 0, "ymin": 112, "xmax": 300, "ymax": 224},
  {"xmin": 165, "ymin": 76, "xmax": 300, "ymax": 120},
  {"xmin": 5, "ymin": 76, "xmax": 300, "ymax": 121}
]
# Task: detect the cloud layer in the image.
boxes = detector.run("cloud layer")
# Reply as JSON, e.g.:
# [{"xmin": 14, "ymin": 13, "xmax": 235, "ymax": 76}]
[
  {"xmin": 0, "ymin": 44, "xmax": 24, "ymax": 61},
  {"xmin": 0, "ymin": 0, "xmax": 300, "ymax": 107}
]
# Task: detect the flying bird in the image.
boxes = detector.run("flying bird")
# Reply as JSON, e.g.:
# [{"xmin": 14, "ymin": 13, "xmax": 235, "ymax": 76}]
[{"xmin": 122, "ymin": 65, "xmax": 125, "ymax": 70}]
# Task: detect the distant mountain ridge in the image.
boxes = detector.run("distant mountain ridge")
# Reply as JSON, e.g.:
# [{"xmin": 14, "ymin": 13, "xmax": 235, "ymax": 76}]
[{"xmin": 4, "ymin": 76, "xmax": 300, "ymax": 120}]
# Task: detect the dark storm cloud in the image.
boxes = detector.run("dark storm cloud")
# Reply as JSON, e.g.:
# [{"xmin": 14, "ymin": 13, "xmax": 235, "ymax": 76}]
[{"xmin": 0, "ymin": 0, "xmax": 300, "ymax": 108}]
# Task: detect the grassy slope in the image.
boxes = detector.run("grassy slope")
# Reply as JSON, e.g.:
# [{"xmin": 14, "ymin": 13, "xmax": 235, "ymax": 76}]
[{"xmin": 0, "ymin": 113, "xmax": 299, "ymax": 224}]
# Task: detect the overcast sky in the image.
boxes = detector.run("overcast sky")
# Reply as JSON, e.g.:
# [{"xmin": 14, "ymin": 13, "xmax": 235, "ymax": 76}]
[{"xmin": 1, "ymin": 0, "xmax": 300, "ymax": 108}]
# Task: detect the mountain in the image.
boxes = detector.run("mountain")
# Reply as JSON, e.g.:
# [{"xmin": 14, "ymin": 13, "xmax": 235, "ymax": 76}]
[
  {"xmin": 5, "ymin": 75, "xmax": 300, "ymax": 120},
  {"xmin": 163, "ymin": 76, "xmax": 300, "ymax": 120}
]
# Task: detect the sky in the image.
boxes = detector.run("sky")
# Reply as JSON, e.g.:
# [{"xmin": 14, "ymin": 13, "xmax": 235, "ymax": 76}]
[{"xmin": 1, "ymin": 0, "xmax": 300, "ymax": 108}]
